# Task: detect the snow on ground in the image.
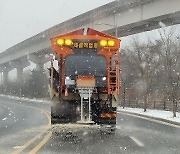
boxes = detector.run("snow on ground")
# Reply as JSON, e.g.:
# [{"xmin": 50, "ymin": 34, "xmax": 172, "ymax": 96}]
[
  {"xmin": 52, "ymin": 123, "xmax": 99, "ymax": 135},
  {"xmin": 117, "ymin": 107, "xmax": 180, "ymax": 123},
  {"xmin": 0, "ymin": 94, "xmax": 50, "ymax": 104},
  {"xmin": 1, "ymin": 94, "xmax": 179, "ymax": 124},
  {"xmin": 2, "ymin": 117, "xmax": 7, "ymax": 121}
]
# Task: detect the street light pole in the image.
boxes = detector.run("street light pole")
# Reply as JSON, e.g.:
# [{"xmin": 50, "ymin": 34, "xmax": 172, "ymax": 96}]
[
  {"xmin": 95, "ymin": 14, "xmax": 118, "ymax": 37},
  {"xmin": 115, "ymin": 14, "xmax": 118, "ymax": 37}
]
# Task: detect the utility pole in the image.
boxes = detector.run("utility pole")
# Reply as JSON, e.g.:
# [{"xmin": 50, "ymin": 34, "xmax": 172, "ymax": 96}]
[
  {"xmin": 172, "ymin": 81, "xmax": 176, "ymax": 117},
  {"xmin": 123, "ymin": 80, "xmax": 126, "ymax": 109}
]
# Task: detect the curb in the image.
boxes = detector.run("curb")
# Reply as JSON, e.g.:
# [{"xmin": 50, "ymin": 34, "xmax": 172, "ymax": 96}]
[{"xmin": 117, "ymin": 110, "xmax": 180, "ymax": 127}]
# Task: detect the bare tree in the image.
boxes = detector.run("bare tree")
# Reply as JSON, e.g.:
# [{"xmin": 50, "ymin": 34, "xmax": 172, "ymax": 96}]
[
  {"xmin": 123, "ymin": 38, "xmax": 161, "ymax": 112},
  {"xmin": 158, "ymin": 28, "xmax": 180, "ymax": 117}
]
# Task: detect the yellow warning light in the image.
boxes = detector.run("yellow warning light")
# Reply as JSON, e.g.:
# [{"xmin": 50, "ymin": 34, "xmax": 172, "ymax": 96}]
[
  {"xmin": 65, "ymin": 39, "xmax": 72, "ymax": 46},
  {"xmin": 100, "ymin": 40, "xmax": 107, "ymax": 47},
  {"xmin": 56, "ymin": 38, "xmax": 64, "ymax": 46},
  {"xmin": 108, "ymin": 40, "xmax": 115, "ymax": 47}
]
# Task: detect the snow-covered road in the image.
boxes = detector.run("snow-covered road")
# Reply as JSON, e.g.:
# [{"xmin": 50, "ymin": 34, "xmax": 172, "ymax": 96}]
[{"xmin": 0, "ymin": 96, "xmax": 180, "ymax": 154}]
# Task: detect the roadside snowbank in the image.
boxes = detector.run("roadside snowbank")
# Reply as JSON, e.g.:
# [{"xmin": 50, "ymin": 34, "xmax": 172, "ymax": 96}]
[
  {"xmin": 117, "ymin": 107, "xmax": 180, "ymax": 123},
  {"xmin": 0, "ymin": 94, "xmax": 50, "ymax": 104}
]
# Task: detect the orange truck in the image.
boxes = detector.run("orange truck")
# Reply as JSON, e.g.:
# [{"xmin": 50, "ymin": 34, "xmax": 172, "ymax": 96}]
[{"xmin": 49, "ymin": 28, "xmax": 121, "ymax": 130}]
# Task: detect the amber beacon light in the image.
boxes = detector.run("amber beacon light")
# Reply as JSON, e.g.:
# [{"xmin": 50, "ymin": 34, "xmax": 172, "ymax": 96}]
[
  {"xmin": 100, "ymin": 39, "xmax": 115, "ymax": 47},
  {"xmin": 56, "ymin": 38, "xmax": 64, "ymax": 46},
  {"xmin": 108, "ymin": 40, "xmax": 115, "ymax": 47},
  {"xmin": 100, "ymin": 40, "xmax": 108, "ymax": 47},
  {"xmin": 65, "ymin": 39, "xmax": 72, "ymax": 46}
]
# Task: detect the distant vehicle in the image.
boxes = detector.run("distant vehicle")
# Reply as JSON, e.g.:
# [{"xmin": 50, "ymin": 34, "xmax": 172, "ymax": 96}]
[{"xmin": 49, "ymin": 28, "xmax": 121, "ymax": 131}]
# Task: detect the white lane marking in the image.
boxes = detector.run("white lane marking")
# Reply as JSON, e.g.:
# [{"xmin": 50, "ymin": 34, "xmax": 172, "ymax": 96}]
[
  {"xmin": 130, "ymin": 136, "xmax": 144, "ymax": 147},
  {"xmin": 13, "ymin": 146, "xmax": 25, "ymax": 149},
  {"xmin": 2, "ymin": 117, "xmax": 7, "ymax": 121},
  {"xmin": 116, "ymin": 125, "xmax": 121, "ymax": 129},
  {"xmin": 118, "ymin": 112, "xmax": 180, "ymax": 129}
]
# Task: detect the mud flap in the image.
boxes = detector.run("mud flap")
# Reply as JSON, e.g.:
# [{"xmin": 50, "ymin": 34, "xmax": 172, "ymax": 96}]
[
  {"xmin": 93, "ymin": 107, "xmax": 117, "ymax": 125},
  {"xmin": 51, "ymin": 101, "xmax": 78, "ymax": 124}
]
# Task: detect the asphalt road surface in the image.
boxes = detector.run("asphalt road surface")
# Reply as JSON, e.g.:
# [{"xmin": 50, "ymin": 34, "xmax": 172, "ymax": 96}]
[
  {"xmin": 0, "ymin": 96, "xmax": 50, "ymax": 154},
  {"xmin": 0, "ymin": 96, "xmax": 180, "ymax": 154}
]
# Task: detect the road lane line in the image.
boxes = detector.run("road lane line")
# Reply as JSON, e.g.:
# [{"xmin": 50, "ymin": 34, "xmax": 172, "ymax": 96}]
[
  {"xmin": 130, "ymin": 136, "xmax": 144, "ymax": 147},
  {"xmin": 12, "ymin": 103, "xmax": 51, "ymax": 154},
  {"xmin": 116, "ymin": 125, "xmax": 121, "ymax": 129},
  {"xmin": 13, "ymin": 146, "xmax": 25, "ymax": 149},
  {"xmin": 12, "ymin": 130, "xmax": 46, "ymax": 154},
  {"xmin": 41, "ymin": 110, "xmax": 51, "ymax": 126},
  {"xmin": 29, "ymin": 131, "xmax": 52, "ymax": 154},
  {"xmin": 118, "ymin": 112, "xmax": 180, "ymax": 128}
]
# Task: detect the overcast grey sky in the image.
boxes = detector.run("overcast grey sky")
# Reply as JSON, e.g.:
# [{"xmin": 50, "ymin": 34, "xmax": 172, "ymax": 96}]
[
  {"xmin": 0, "ymin": 0, "xmax": 113, "ymax": 53},
  {"xmin": 1, "ymin": 0, "xmax": 180, "ymax": 52},
  {"xmin": 0, "ymin": 0, "xmax": 180, "ymax": 82}
]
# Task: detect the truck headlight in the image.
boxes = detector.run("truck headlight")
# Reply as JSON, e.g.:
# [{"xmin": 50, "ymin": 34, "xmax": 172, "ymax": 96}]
[
  {"xmin": 66, "ymin": 76, "xmax": 70, "ymax": 80},
  {"xmin": 102, "ymin": 77, "xmax": 106, "ymax": 81}
]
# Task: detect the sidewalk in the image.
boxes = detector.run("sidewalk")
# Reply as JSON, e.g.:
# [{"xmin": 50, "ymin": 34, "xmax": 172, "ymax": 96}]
[{"xmin": 117, "ymin": 107, "xmax": 180, "ymax": 124}]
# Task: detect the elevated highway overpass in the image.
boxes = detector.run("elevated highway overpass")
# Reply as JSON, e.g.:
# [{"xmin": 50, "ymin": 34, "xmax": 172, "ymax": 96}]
[{"xmin": 0, "ymin": 0, "xmax": 180, "ymax": 86}]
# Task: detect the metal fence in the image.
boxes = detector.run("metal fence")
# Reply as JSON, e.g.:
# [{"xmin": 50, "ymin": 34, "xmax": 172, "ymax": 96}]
[{"xmin": 120, "ymin": 100, "xmax": 180, "ymax": 112}]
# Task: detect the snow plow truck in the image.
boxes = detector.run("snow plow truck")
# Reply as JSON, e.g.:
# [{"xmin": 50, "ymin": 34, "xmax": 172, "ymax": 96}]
[{"xmin": 49, "ymin": 28, "xmax": 121, "ymax": 129}]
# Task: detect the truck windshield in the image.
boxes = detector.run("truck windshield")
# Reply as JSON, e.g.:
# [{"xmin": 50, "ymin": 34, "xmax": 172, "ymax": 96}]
[{"xmin": 65, "ymin": 53, "xmax": 107, "ymax": 77}]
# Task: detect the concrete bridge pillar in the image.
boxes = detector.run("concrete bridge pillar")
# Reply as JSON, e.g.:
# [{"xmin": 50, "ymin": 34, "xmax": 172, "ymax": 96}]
[
  {"xmin": 9, "ymin": 58, "xmax": 30, "ymax": 83},
  {"xmin": 28, "ymin": 54, "xmax": 50, "ymax": 72},
  {"xmin": 0, "ymin": 72, "xmax": 2, "ymax": 84},
  {"xmin": 16, "ymin": 67, "xmax": 23, "ymax": 82},
  {"xmin": 9, "ymin": 58, "xmax": 30, "ymax": 97},
  {"xmin": 3, "ymin": 69, "xmax": 9, "ymax": 86},
  {"xmin": 1, "ymin": 65, "xmax": 14, "ymax": 90},
  {"xmin": 0, "ymin": 67, "xmax": 3, "ymax": 84}
]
